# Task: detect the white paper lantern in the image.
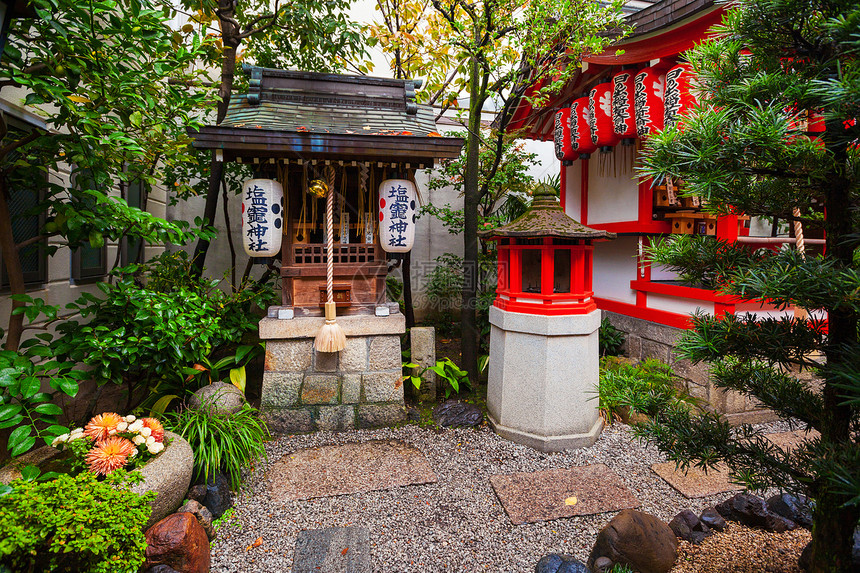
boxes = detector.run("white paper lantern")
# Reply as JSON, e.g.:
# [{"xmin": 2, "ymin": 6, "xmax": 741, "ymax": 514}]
[
  {"xmin": 241, "ymin": 178, "xmax": 284, "ymax": 257},
  {"xmin": 378, "ymin": 178, "xmax": 417, "ymax": 253}
]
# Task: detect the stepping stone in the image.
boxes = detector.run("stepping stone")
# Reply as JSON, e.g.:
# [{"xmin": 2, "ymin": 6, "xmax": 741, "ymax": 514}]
[
  {"xmin": 489, "ymin": 464, "xmax": 640, "ymax": 525},
  {"xmin": 765, "ymin": 429, "xmax": 820, "ymax": 453},
  {"xmin": 267, "ymin": 440, "xmax": 436, "ymax": 502},
  {"xmin": 292, "ymin": 527, "xmax": 370, "ymax": 573},
  {"xmin": 651, "ymin": 462, "xmax": 743, "ymax": 498}
]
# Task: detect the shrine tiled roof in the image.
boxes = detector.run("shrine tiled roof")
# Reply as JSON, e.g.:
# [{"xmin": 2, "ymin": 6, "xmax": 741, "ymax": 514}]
[
  {"xmin": 219, "ymin": 65, "xmax": 440, "ymax": 137},
  {"xmin": 480, "ymin": 185, "xmax": 616, "ymax": 240}
]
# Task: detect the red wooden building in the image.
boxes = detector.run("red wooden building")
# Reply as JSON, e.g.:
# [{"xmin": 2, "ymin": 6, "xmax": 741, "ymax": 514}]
[{"xmin": 507, "ymin": 0, "xmax": 820, "ymax": 422}]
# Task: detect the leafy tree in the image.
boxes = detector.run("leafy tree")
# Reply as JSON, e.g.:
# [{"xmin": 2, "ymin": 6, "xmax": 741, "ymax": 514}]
[
  {"xmin": 636, "ymin": 1, "xmax": 860, "ymax": 570},
  {"xmin": 181, "ymin": 0, "xmax": 367, "ymax": 273},
  {"xmin": 427, "ymin": 0, "xmax": 627, "ymax": 381},
  {"xmin": 0, "ymin": 0, "xmax": 211, "ymax": 352}
]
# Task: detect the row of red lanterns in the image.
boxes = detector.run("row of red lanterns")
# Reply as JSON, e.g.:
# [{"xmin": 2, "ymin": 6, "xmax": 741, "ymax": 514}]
[{"xmin": 555, "ymin": 63, "xmax": 696, "ymax": 161}]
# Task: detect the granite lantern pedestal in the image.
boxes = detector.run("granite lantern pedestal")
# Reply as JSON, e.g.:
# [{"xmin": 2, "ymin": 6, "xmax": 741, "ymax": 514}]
[{"xmin": 481, "ymin": 185, "xmax": 615, "ymax": 452}]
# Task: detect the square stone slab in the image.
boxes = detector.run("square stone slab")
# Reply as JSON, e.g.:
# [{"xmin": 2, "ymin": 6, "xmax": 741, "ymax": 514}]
[
  {"xmin": 765, "ymin": 429, "xmax": 820, "ymax": 453},
  {"xmin": 489, "ymin": 464, "xmax": 640, "ymax": 525},
  {"xmin": 292, "ymin": 527, "xmax": 370, "ymax": 573},
  {"xmin": 651, "ymin": 461, "xmax": 744, "ymax": 498},
  {"xmin": 268, "ymin": 440, "xmax": 437, "ymax": 502}
]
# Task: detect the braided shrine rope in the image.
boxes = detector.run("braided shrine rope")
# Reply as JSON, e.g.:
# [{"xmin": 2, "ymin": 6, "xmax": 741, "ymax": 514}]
[{"xmin": 314, "ymin": 165, "xmax": 346, "ymax": 352}]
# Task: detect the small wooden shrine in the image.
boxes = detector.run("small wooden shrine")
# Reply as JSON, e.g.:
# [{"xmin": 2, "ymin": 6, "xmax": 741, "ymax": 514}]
[
  {"xmin": 480, "ymin": 185, "xmax": 614, "ymax": 452},
  {"xmin": 188, "ymin": 66, "xmax": 464, "ymax": 432}
]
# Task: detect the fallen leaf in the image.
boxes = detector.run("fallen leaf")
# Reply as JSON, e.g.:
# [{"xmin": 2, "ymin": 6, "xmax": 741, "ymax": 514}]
[
  {"xmin": 246, "ymin": 537, "xmax": 263, "ymax": 550},
  {"xmin": 395, "ymin": 376, "xmax": 405, "ymax": 389},
  {"xmin": 565, "ymin": 496, "xmax": 578, "ymax": 506},
  {"xmin": 400, "ymin": 131, "xmax": 413, "ymax": 136},
  {"xmin": 341, "ymin": 547, "xmax": 349, "ymax": 556},
  {"xmin": 297, "ymin": 126, "xmax": 309, "ymax": 132},
  {"xmin": 427, "ymin": 131, "xmax": 442, "ymax": 137}
]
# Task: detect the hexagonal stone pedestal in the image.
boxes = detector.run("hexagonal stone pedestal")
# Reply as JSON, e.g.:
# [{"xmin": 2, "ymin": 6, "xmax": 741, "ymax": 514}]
[{"xmin": 487, "ymin": 305, "xmax": 603, "ymax": 451}]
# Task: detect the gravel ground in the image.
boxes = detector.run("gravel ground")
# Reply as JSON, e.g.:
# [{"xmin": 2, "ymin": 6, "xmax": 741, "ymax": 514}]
[{"xmin": 211, "ymin": 419, "xmax": 799, "ymax": 572}]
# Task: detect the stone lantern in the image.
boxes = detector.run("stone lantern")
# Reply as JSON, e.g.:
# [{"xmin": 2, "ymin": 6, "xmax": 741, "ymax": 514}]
[{"xmin": 480, "ymin": 184, "xmax": 615, "ymax": 451}]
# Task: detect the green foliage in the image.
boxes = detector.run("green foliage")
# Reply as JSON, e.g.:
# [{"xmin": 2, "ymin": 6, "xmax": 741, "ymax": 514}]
[
  {"xmin": 0, "ymin": 342, "xmax": 83, "ymax": 457},
  {"xmin": 0, "ymin": 470, "xmax": 153, "ymax": 573},
  {"xmin": 429, "ymin": 357, "xmax": 472, "ymax": 398},
  {"xmin": 54, "ymin": 252, "xmax": 276, "ymax": 412},
  {"xmin": 597, "ymin": 358, "xmax": 698, "ymax": 425},
  {"xmin": 637, "ymin": 0, "xmax": 860, "ymax": 567},
  {"xmin": 164, "ymin": 402, "xmax": 270, "ymax": 491},
  {"xmin": 599, "ymin": 318, "xmax": 626, "ymax": 357}
]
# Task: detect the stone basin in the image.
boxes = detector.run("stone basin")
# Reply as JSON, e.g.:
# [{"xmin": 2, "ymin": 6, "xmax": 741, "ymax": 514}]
[{"xmin": 0, "ymin": 430, "xmax": 193, "ymax": 529}]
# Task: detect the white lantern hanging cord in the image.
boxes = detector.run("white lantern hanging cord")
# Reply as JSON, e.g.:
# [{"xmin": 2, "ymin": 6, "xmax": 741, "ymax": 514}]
[{"xmin": 314, "ymin": 166, "xmax": 346, "ymax": 353}]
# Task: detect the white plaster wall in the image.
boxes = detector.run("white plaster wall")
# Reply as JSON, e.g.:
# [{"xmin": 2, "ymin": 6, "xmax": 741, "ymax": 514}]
[
  {"xmin": 592, "ymin": 235, "xmax": 638, "ymax": 304},
  {"xmin": 563, "ymin": 162, "xmax": 582, "ymax": 221},
  {"xmin": 647, "ymin": 293, "xmax": 713, "ymax": 316},
  {"xmin": 584, "ymin": 152, "xmax": 639, "ymax": 225}
]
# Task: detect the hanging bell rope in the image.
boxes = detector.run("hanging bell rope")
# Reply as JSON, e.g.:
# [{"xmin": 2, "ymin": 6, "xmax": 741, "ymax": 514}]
[
  {"xmin": 793, "ymin": 207, "xmax": 809, "ymax": 321},
  {"xmin": 314, "ymin": 165, "xmax": 346, "ymax": 353}
]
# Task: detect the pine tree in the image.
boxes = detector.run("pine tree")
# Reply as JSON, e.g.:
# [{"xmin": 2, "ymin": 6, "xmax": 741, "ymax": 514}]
[{"xmin": 636, "ymin": 1, "xmax": 859, "ymax": 570}]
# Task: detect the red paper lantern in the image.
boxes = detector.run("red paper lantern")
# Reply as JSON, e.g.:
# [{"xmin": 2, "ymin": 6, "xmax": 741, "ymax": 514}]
[
  {"xmin": 569, "ymin": 96, "xmax": 597, "ymax": 157},
  {"xmin": 664, "ymin": 63, "xmax": 697, "ymax": 128},
  {"xmin": 553, "ymin": 107, "xmax": 578, "ymax": 162},
  {"xmin": 634, "ymin": 67, "xmax": 665, "ymax": 137},
  {"xmin": 589, "ymin": 82, "xmax": 620, "ymax": 149},
  {"xmin": 611, "ymin": 70, "xmax": 637, "ymax": 139}
]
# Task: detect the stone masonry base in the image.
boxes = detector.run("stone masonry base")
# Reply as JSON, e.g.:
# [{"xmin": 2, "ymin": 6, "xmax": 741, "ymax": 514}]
[
  {"xmin": 260, "ymin": 314, "xmax": 407, "ymax": 433},
  {"xmin": 602, "ymin": 311, "xmax": 778, "ymax": 425}
]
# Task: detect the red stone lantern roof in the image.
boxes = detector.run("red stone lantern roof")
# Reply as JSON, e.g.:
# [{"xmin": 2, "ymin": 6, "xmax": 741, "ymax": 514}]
[{"xmin": 480, "ymin": 185, "xmax": 616, "ymax": 240}]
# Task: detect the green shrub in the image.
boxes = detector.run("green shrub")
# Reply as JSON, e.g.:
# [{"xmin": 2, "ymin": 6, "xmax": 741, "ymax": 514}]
[
  {"xmin": 0, "ymin": 470, "xmax": 153, "ymax": 573},
  {"xmin": 599, "ymin": 317, "xmax": 626, "ymax": 356},
  {"xmin": 597, "ymin": 358, "xmax": 700, "ymax": 424},
  {"xmin": 164, "ymin": 402, "xmax": 269, "ymax": 490}
]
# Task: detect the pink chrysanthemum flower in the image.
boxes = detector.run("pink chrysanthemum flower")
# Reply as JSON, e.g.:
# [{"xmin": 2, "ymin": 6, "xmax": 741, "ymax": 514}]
[
  {"xmin": 85, "ymin": 436, "xmax": 136, "ymax": 475},
  {"xmin": 141, "ymin": 417, "xmax": 165, "ymax": 443},
  {"xmin": 84, "ymin": 412, "xmax": 123, "ymax": 443}
]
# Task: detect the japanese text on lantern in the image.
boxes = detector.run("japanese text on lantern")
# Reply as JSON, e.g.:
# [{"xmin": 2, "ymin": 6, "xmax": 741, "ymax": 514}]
[
  {"xmin": 664, "ymin": 67, "xmax": 683, "ymax": 126},
  {"xmin": 613, "ymin": 73, "xmax": 631, "ymax": 134},
  {"xmin": 387, "ymin": 183, "xmax": 409, "ymax": 247},
  {"xmin": 246, "ymin": 183, "xmax": 268, "ymax": 252}
]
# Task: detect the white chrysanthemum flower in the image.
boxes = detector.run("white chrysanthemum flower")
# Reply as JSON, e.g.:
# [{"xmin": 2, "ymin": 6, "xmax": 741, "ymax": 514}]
[
  {"xmin": 140, "ymin": 427, "xmax": 152, "ymax": 437},
  {"xmin": 116, "ymin": 421, "xmax": 128, "ymax": 432},
  {"xmin": 70, "ymin": 427, "xmax": 84, "ymax": 436},
  {"xmin": 124, "ymin": 415, "xmax": 136, "ymax": 423},
  {"xmin": 128, "ymin": 420, "xmax": 144, "ymax": 433},
  {"xmin": 132, "ymin": 435, "xmax": 146, "ymax": 445},
  {"xmin": 147, "ymin": 441, "xmax": 164, "ymax": 455},
  {"xmin": 129, "ymin": 447, "xmax": 138, "ymax": 458},
  {"xmin": 51, "ymin": 433, "xmax": 70, "ymax": 447},
  {"xmin": 145, "ymin": 436, "xmax": 156, "ymax": 446}
]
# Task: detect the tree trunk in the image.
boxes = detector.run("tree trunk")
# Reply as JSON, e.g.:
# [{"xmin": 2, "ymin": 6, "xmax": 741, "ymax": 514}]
[
  {"xmin": 460, "ymin": 56, "xmax": 482, "ymax": 382},
  {"xmin": 809, "ymin": 132, "xmax": 859, "ymax": 571},
  {"xmin": 192, "ymin": 1, "xmax": 241, "ymax": 274},
  {"xmin": 0, "ymin": 179, "xmax": 25, "ymax": 351},
  {"xmin": 403, "ymin": 251, "xmax": 415, "ymax": 328}
]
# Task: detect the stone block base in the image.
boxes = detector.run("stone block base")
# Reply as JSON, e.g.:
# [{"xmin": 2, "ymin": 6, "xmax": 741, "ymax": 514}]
[
  {"xmin": 260, "ymin": 314, "xmax": 406, "ymax": 433},
  {"xmin": 488, "ymin": 413, "xmax": 603, "ymax": 452},
  {"xmin": 487, "ymin": 306, "xmax": 602, "ymax": 451},
  {"xmin": 603, "ymin": 311, "xmax": 779, "ymax": 425}
]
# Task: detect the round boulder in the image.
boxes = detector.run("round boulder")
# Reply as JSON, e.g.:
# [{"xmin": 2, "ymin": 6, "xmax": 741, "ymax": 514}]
[
  {"xmin": 189, "ymin": 381, "xmax": 245, "ymax": 416},
  {"xmin": 144, "ymin": 512, "xmax": 210, "ymax": 573},
  {"xmin": 587, "ymin": 509, "xmax": 678, "ymax": 573},
  {"xmin": 132, "ymin": 430, "xmax": 194, "ymax": 529},
  {"xmin": 535, "ymin": 554, "xmax": 590, "ymax": 573}
]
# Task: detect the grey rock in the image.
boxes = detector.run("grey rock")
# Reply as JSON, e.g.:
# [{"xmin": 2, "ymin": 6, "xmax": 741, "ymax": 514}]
[
  {"xmin": 0, "ymin": 446, "xmax": 63, "ymax": 485},
  {"xmin": 197, "ymin": 471, "xmax": 232, "ymax": 520},
  {"xmin": 189, "ymin": 381, "xmax": 246, "ymax": 416},
  {"xmin": 699, "ymin": 507, "xmax": 727, "ymax": 532},
  {"xmin": 145, "ymin": 565, "xmax": 182, "ymax": 573},
  {"xmin": 767, "ymin": 493, "xmax": 813, "ymax": 529},
  {"xmin": 131, "ymin": 431, "xmax": 195, "ymax": 529},
  {"xmin": 593, "ymin": 556, "xmax": 614, "ymax": 572},
  {"xmin": 187, "ymin": 484, "xmax": 208, "ymax": 503},
  {"xmin": 716, "ymin": 493, "xmax": 797, "ymax": 532},
  {"xmin": 669, "ymin": 509, "xmax": 711, "ymax": 544},
  {"xmin": 292, "ymin": 526, "xmax": 370, "ymax": 573},
  {"xmin": 535, "ymin": 554, "xmax": 589, "ymax": 573},
  {"xmin": 179, "ymin": 499, "xmax": 216, "ymax": 541},
  {"xmin": 432, "ymin": 400, "xmax": 483, "ymax": 427},
  {"xmin": 263, "ymin": 408, "xmax": 315, "ymax": 433},
  {"xmin": 356, "ymin": 404, "xmax": 406, "ymax": 428}
]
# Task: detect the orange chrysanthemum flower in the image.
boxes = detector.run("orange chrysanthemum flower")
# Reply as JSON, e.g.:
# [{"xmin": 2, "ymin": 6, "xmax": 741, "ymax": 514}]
[
  {"xmin": 141, "ymin": 417, "xmax": 165, "ymax": 443},
  {"xmin": 85, "ymin": 436, "xmax": 136, "ymax": 475},
  {"xmin": 84, "ymin": 412, "xmax": 123, "ymax": 442}
]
